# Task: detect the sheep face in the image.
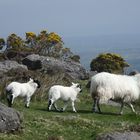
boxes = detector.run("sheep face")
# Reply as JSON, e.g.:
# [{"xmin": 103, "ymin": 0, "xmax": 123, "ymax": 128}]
[
  {"xmin": 33, "ymin": 79, "xmax": 41, "ymax": 88},
  {"xmin": 71, "ymin": 82, "xmax": 82, "ymax": 93},
  {"xmin": 29, "ymin": 78, "xmax": 41, "ymax": 88}
]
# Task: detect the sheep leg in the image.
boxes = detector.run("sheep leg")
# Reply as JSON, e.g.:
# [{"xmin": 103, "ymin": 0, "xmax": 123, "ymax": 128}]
[
  {"xmin": 53, "ymin": 102, "xmax": 60, "ymax": 111},
  {"xmin": 97, "ymin": 98, "xmax": 102, "ymax": 113},
  {"xmin": 61, "ymin": 101, "xmax": 68, "ymax": 112},
  {"xmin": 71, "ymin": 101, "xmax": 76, "ymax": 112},
  {"xmin": 119, "ymin": 101, "xmax": 124, "ymax": 115},
  {"xmin": 48, "ymin": 99, "xmax": 54, "ymax": 111},
  {"xmin": 127, "ymin": 103, "xmax": 136, "ymax": 114},
  {"xmin": 93, "ymin": 98, "xmax": 98, "ymax": 112},
  {"xmin": 25, "ymin": 96, "xmax": 31, "ymax": 108},
  {"xmin": 11, "ymin": 96, "xmax": 15, "ymax": 106}
]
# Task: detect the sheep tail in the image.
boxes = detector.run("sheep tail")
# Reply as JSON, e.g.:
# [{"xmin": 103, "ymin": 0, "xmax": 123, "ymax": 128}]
[{"xmin": 91, "ymin": 85, "xmax": 99, "ymax": 99}]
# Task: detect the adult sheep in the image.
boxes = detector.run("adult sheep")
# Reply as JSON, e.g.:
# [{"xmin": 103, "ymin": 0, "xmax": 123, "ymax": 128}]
[
  {"xmin": 90, "ymin": 72, "xmax": 140, "ymax": 114},
  {"xmin": 6, "ymin": 78, "xmax": 40, "ymax": 108},
  {"xmin": 48, "ymin": 82, "xmax": 82, "ymax": 112}
]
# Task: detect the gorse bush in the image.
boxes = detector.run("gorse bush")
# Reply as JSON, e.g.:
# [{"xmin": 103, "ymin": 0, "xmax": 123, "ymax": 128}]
[
  {"xmin": 7, "ymin": 34, "xmax": 24, "ymax": 50},
  {"xmin": 1, "ymin": 30, "xmax": 79, "ymax": 62},
  {"xmin": 0, "ymin": 38, "xmax": 5, "ymax": 50},
  {"xmin": 47, "ymin": 32, "xmax": 62, "ymax": 44},
  {"xmin": 90, "ymin": 53, "xmax": 129, "ymax": 73},
  {"xmin": 1, "ymin": 30, "xmax": 63, "ymax": 52}
]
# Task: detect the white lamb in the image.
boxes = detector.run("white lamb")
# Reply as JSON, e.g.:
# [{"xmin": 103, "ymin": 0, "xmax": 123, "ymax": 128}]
[
  {"xmin": 6, "ymin": 78, "xmax": 40, "ymax": 108},
  {"xmin": 48, "ymin": 82, "xmax": 82, "ymax": 112},
  {"xmin": 90, "ymin": 72, "xmax": 140, "ymax": 114}
]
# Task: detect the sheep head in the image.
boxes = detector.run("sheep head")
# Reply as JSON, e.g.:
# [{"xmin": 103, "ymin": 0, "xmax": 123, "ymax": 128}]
[{"xmin": 71, "ymin": 82, "xmax": 82, "ymax": 93}]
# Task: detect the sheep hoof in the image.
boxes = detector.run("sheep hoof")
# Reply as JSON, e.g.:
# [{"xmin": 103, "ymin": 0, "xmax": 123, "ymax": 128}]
[
  {"xmin": 60, "ymin": 108, "xmax": 64, "ymax": 112},
  {"xmin": 134, "ymin": 112, "xmax": 138, "ymax": 115},
  {"xmin": 119, "ymin": 112, "xmax": 123, "ymax": 115},
  {"xmin": 98, "ymin": 111, "xmax": 102, "ymax": 114},
  {"xmin": 8, "ymin": 104, "xmax": 12, "ymax": 108},
  {"xmin": 48, "ymin": 108, "xmax": 51, "ymax": 112},
  {"xmin": 25, "ymin": 105, "xmax": 29, "ymax": 108},
  {"xmin": 92, "ymin": 109, "xmax": 98, "ymax": 113},
  {"xmin": 56, "ymin": 109, "xmax": 60, "ymax": 112}
]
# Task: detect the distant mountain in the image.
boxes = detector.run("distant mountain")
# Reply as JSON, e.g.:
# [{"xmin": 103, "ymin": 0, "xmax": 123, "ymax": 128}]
[{"xmin": 64, "ymin": 34, "xmax": 140, "ymax": 72}]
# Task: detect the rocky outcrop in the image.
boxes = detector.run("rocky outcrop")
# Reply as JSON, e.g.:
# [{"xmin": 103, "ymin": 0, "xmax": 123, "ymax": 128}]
[
  {"xmin": 0, "ymin": 102, "xmax": 22, "ymax": 133},
  {"xmin": 22, "ymin": 54, "xmax": 88, "ymax": 80},
  {"xmin": 4, "ymin": 49, "xmax": 32, "ymax": 61},
  {"xmin": 0, "ymin": 60, "xmax": 28, "ymax": 74},
  {"xmin": 96, "ymin": 131, "xmax": 140, "ymax": 140}
]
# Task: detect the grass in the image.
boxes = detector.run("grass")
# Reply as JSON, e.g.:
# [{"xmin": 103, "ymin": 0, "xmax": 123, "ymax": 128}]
[{"xmin": 1, "ymin": 83, "xmax": 140, "ymax": 140}]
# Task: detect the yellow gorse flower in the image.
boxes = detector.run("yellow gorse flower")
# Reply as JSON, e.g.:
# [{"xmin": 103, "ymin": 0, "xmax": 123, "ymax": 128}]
[{"xmin": 26, "ymin": 32, "xmax": 36, "ymax": 38}]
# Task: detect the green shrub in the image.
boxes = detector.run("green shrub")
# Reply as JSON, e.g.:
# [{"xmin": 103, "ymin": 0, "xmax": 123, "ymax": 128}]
[
  {"xmin": 70, "ymin": 55, "xmax": 80, "ymax": 62},
  {"xmin": 90, "ymin": 53, "xmax": 129, "ymax": 73}
]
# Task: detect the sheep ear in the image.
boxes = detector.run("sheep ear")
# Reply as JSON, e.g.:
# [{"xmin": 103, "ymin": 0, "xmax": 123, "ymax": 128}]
[
  {"xmin": 72, "ymin": 82, "xmax": 74, "ymax": 85},
  {"xmin": 29, "ymin": 78, "xmax": 33, "ymax": 81}
]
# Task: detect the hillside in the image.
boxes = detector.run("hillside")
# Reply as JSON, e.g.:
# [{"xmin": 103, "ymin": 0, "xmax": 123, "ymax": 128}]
[
  {"xmin": 0, "ymin": 32, "xmax": 140, "ymax": 140},
  {"xmin": 1, "ymin": 81, "xmax": 140, "ymax": 140}
]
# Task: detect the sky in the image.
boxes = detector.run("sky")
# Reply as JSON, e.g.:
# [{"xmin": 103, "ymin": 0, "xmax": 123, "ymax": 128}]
[
  {"xmin": 0, "ymin": 0, "xmax": 140, "ymax": 39},
  {"xmin": 1, "ymin": 0, "xmax": 140, "ymax": 71}
]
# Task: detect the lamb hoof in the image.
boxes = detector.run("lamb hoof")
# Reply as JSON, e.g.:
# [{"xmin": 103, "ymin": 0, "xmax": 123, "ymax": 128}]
[
  {"xmin": 48, "ymin": 108, "xmax": 51, "ymax": 112},
  {"xmin": 60, "ymin": 108, "xmax": 64, "ymax": 112},
  {"xmin": 25, "ymin": 105, "xmax": 29, "ymax": 108},
  {"xmin": 56, "ymin": 109, "xmax": 60, "ymax": 112},
  {"xmin": 92, "ymin": 109, "xmax": 98, "ymax": 113},
  {"xmin": 134, "ymin": 112, "xmax": 137, "ymax": 115},
  {"xmin": 98, "ymin": 111, "xmax": 102, "ymax": 114},
  {"xmin": 118, "ymin": 112, "xmax": 123, "ymax": 115},
  {"xmin": 8, "ymin": 104, "xmax": 12, "ymax": 108}
]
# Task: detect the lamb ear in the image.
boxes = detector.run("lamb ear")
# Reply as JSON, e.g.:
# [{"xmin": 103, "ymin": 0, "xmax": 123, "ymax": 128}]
[
  {"xmin": 29, "ymin": 78, "xmax": 33, "ymax": 81},
  {"xmin": 72, "ymin": 82, "xmax": 75, "ymax": 85}
]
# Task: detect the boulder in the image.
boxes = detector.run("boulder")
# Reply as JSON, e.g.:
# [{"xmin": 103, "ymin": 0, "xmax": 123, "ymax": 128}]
[
  {"xmin": 96, "ymin": 131, "xmax": 140, "ymax": 140},
  {"xmin": 0, "ymin": 60, "xmax": 28, "ymax": 74},
  {"xmin": 22, "ymin": 54, "xmax": 88, "ymax": 80},
  {"xmin": 0, "ymin": 102, "xmax": 22, "ymax": 133},
  {"xmin": 22, "ymin": 58, "xmax": 42, "ymax": 70}
]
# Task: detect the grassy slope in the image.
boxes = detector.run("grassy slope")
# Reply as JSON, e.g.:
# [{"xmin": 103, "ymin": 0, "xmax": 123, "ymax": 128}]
[{"xmin": 1, "ymin": 81, "xmax": 140, "ymax": 140}]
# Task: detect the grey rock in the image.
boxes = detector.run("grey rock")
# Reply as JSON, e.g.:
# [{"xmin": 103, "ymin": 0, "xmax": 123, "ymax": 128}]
[
  {"xmin": 22, "ymin": 54, "xmax": 88, "ymax": 80},
  {"xmin": 96, "ymin": 131, "xmax": 140, "ymax": 140},
  {"xmin": 0, "ymin": 60, "xmax": 28, "ymax": 74},
  {"xmin": 0, "ymin": 102, "xmax": 22, "ymax": 133}
]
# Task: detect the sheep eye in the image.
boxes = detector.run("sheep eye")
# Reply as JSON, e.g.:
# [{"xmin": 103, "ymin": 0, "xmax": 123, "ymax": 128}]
[{"xmin": 77, "ymin": 84, "xmax": 81, "ymax": 88}]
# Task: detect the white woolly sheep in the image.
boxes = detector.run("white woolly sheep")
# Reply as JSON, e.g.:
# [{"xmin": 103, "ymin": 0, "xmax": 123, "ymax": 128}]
[
  {"xmin": 48, "ymin": 83, "xmax": 82, "ymax": 112},
  {"xmin": 6, "ymin": 78, "xmax": 40, "ymax": 108},
  {"xmin": 90, "ymin": 72, "xmax": 140, "ymax": 114}
]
